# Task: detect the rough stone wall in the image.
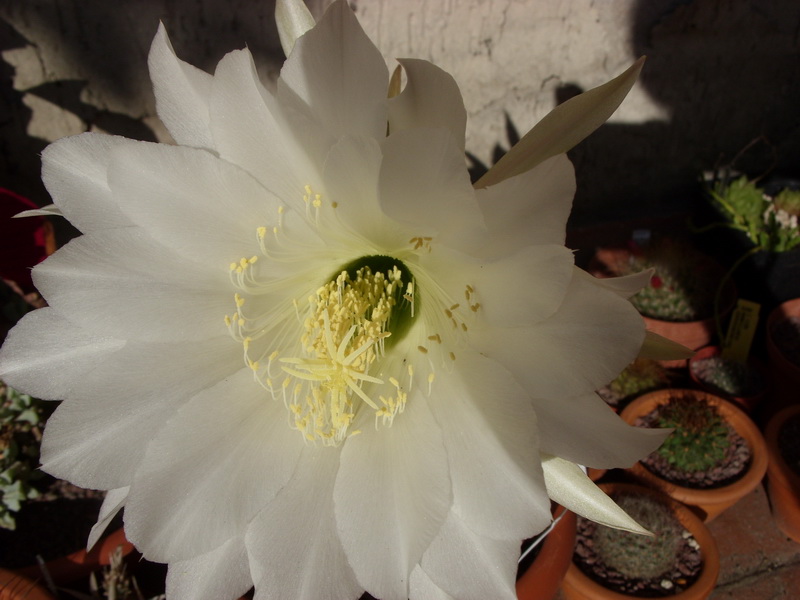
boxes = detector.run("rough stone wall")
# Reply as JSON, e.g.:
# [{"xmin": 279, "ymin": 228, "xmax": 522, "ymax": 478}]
[{"xmin": 1, "ymin": 0, "xmax": 798, "ymax": 227}]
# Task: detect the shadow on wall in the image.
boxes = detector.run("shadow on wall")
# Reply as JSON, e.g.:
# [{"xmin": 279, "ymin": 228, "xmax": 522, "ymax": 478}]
[
  {"xmin": 565, "ymin": 0, "xmax": 800, "ymax": 228},
  {"xmin": 0, "ymin": 0, "xmax": 290, "ymax": 207}
]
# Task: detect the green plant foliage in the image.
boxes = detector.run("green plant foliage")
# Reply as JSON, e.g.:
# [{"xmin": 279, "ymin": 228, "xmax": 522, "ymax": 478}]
[
  {"xmin": 594, "ymin": 493, "xmax": 683, "ymax": 580},
  {"xmin": 655, "ymin": 394, "xmax": 731, "ymax": 473},
  {"xmin": 0, "ymin": 382, "xmax": 44, "ymax": 529},
  {"xmin": 710, "ymin": 176, "xmax": 800, "ymax": 253}
]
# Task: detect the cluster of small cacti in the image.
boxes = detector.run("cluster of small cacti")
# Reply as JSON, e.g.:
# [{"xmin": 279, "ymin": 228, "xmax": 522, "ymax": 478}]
[
  {"xmin": 606, "ymin": 358, "xmax": 673, "ymax": 401},
  {"xmin": 654, "ymin": 393, "xmax": 731, "ymax": 473},
  {"xmin": 616, "ymin": 241, "xmax": 719, "ymax": 322},
  {"xmin": 710, "ymin": 175, "xmax": 800, "ymax": 253},
  {"xmin": 0, "ymin": 382, "xmax": 44, "ymax": 530},
  {"xmin": 594, "ymin": 492, "xmax": 683, "ymax": 580},
  {"xmin": 691, "ymin": 355, "xmax": 764, "ymax": 397}
]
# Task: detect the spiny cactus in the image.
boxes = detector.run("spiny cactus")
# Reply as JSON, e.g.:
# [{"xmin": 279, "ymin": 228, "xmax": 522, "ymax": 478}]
[
  {"xmin": 606, "ymin": 358, "xmax": 673, "ymax": 401},
  {"xmin": 655, "ymin": 393, "xmax": 731, "ymax": 473},
  {"xmin": 691, "ymin": 355, "xmax": 764, "ymax": 397},
  {"xmin": 594, "ymin": 493, "xmax": 683, "ymax": 580},
  {"xmin": 0, "ymin": 382, "xmax": 44, "ymax": 529}
]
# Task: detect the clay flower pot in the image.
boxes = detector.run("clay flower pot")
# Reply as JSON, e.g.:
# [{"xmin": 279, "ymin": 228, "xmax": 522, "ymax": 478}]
[
  {"xmin": 620, "ymin": 389, "xmax": 768, "ymax": 521},
  {"xmin": 765, "ymin": 298, "xmax": 800, "ymax": 410},
  {"xmin": 0, "ymin": 568, "xmax": 55, "ymax": 600},
  {"xmin": 516, "ymin": 506, "xmax": 577, "ymax": 600},
  {"xmin": 764, "ymin": 404, "xmax": 800, "ymax": 542},
  {"xmin": 688, "ymin": 345, "xmax": 767, "ymax": 413},
  {"xmin": 561, "ymin": 482, "xmax": 720, "ymax": 600},
  {"xmin": 17, "ymin": 527, "xmax": 135, "ymax": 585}
]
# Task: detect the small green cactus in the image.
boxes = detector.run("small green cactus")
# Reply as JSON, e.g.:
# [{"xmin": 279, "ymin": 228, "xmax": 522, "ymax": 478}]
[
  {"xmin": 605, "ymin": 359, "xmax": 673, "ymax": 403},
  {"xmin": 654, "ymin": 393, "xmax": 731, "ymax": 473},
  {"xmin": 0, "ymin": 382, "xmax": 45, "ymax": 529},
  {"xmin": 609, "ymin": 240, "xmax": 723, "ymax": 322},
  {"xmin": 594, "ymin": 493, "xmax": 683, "ymax": 580}
]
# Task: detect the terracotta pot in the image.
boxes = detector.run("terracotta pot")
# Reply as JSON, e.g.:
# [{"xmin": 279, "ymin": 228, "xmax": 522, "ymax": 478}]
[
  {"xmin": 0, "ymin": 568, "xmax": 55, "ymax": 600},
  {"xmin": 764, "ymin": 404, "xmax": 800, "ymax": 542},
  {"xmin": 561, "ymin": 482, "xmax": 719, "ymax": 600},
  {"xmin": 589, "ymin": 247, "xmax": 734, "ymax": 366},
  {"xmin": 688, "ymin": 345, "xmax": 767, "ymax": 413},
  {"xmin": 620, "ymin": 389, "xmax": 768, "ymax": 521},
  {"xmin": 765, "ymin": 298, "xmax": 800, "ymax": 411},
  {"xmin": 17, "ymin": 527, "xmax": 135, "ymax": 585},
  {"xmin": 516, "ymin": 506, "xmax": 577, "ymax": 600}
]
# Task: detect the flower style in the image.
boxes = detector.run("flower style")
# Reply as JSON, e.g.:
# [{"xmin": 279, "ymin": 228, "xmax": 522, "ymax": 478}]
[{"xmin": 0, "ymin": 2, "xmax": 674, "ymax": 599}]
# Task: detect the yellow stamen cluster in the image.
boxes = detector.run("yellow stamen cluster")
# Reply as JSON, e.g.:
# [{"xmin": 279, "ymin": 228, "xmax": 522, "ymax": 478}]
[{"xmin": 272, "ymin": 265, "xmax": 411, "ymax": 445}]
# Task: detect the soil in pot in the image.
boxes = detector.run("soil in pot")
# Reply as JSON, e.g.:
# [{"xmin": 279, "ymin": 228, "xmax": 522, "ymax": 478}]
[
  {"xmin": 635, "ymin": 393, "xmax": 751, "ymax": 490},
  {"xmin": 572, "ymin": 491, "xmax": 703, "ymax": 597}
]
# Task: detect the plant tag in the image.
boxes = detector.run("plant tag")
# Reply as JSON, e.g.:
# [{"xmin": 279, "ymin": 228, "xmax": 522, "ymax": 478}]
[{"xmin": 722, "ymin": 299, "xmax": 760, "ymax": 363}]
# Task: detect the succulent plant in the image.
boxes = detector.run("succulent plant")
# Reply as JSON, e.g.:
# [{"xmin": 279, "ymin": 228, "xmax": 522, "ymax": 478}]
[
  {"xmin": 691, "ymin": 355, "xmax": 764, "ymax": 397},
  {"xmin": 0, "ymin": 382, "xmax": 44, "ymax": 529},
  {"xmin": 613, "ymin": 240, "xmax": 723, "ymax": 322},
  {"xmin": 600, "ymin": 358, "xmax": 673, "ymax": 407},
  {"xmin": 594, "ymin": 492, "xmax": 683, "ymax": 580},
  {"xmin": 654, "ymin": 393, "xmax": 731, "ymax": 473},
  {"xmin": 708, "ymin": 175, "xmax": 800, "ymax": 253}
]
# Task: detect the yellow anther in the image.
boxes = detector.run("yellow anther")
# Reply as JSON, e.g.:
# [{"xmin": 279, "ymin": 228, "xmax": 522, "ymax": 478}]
[
  {"xmin": 450, "ymin": 303, "xmax": 460, "ymax": 311},
  {"xmin": 257, "ymin": 226, "xmax": 267, "ymax": 238},
  {"xmin": 417, "ymin": 345, "xmax": 428, "ymax": 354},
  {"xmin": 331, "ymin": 201, "xmax": 339, "ymax": 208},
  {"xmin": 235, "ymin": 293, "xmax": 245, "ymax": 307},
  {"xmin": 229, "ymin": 262, "xmax": 237, "ymax": 271},
  {"xmin": 449, "ymin": 352, "xmax": 456, "ymax": 361},
  {"xmin": 444, "ymin": 308, "xmax": 453, "ymax": 318},
  {"xmin": 471, "ymin": 303, "xmax": 481, "ymax": 312},
  {"xmin": 461, "ymin": 322, "xmax": 468, "ymax": 332},
  {"xmin": 224, "ymin": 315, "xmax": 232, "ymax": 326},
  {"xmin": 428, "ymin": 334, "xmax": 441, "ymax": 343}
]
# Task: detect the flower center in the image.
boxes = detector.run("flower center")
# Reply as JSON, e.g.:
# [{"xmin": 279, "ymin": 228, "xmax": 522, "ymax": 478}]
[{"xmin": 227, "ymin": 248, "xmax": 418, "ymax": 446}]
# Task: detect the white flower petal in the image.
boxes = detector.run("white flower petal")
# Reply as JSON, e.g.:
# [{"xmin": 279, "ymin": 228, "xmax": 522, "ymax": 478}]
[
  {"xmin": 0, "ymin": 307, "xmax": 124, "ymax": 400},
  {"xmin": 476, "ymin": 58, "xmax": 644, "ymax": 188},
  {"xmin": 388, "ymin": 58, "xmax": 467, "ymax": 151},
  {"xmin": 125, "ymin": 369, "xmax": 303, "ymax": 561},
  {"xmin": 322, "ymin": 135, "xmax": 406, "ymax": 245},
  {"xmin": 576, "ymin": 267, "xmax": 652, "ymax": 299},
  {"xmin": 275, "ymin": 0, "xmax": 315, "ymax": 57},
  {"xmin": 474, "ymin": 154, "xmax": 575, "ymax": 258},
  {"xmin": 278, "ymin": 0, "xmax": 388, "ymax": 142},
  {"xmin": 40, "ymin": 336, "xmax": 241, "ymax": 490},
  {"xmin": 13, "ymin": 204, "xmax": 62, "ymax": 218},
  {"xmin": 473, "ymin": 268, "xmax": 645, "ymax": 398},
  {"xmin": 247, "ymin": 447, "xmax": 361, "ymax": 600},
  {"xmin": 148, "ymin": 23, "xmax": 214, "ymax": 149},
  {"xmin": 409, "ymin": 567, "xmax": 455, "ymax": 600},
  {"xmin": 379, "ymin": 128, "xmax": 482, "ymax": 241},
  {"xmin": 429, "ymin": 244, "xmax": 574, "ymax": 327},
  {"xmin": 107, "ymin": 142, "xmax": 316, "ymax": 266},
  {"xmin": 639, "ymin": 330, "xmax": 695, "ymax": 360},
  {"xmin": 33, "ymin": 228, "xmax": 232, "ymax": 343},
  {"xmin": 87, "ymin": 487, "xmax": 129, "ymax": 550},
  {"xmin": 535, "ymin": 391, "xmax": 670, "ymax": 468},
  {"xmin": 334, "ymin": 391, "xmax": 451, "ymax": 600},
  {"xmin": 541, "ymin": 455, "xmax": 649, "ymax": 534},
  {"xmin": 421, "ymin": 513, "xmax": 520, "ymax": 600},
  {"xmin": 41, "ymin": 133, "xmax": 135, "ymax": 232},
  {"xmin": 166, "ymin": 536, "xmax": 252, "ymax": 600},
  {"xmin": 429, "ymin": 351, "xmax": 550, "ymax": 540},
  {"xmin": 209, "ymin": 48, "xmax": 311, "ymax": 207}
]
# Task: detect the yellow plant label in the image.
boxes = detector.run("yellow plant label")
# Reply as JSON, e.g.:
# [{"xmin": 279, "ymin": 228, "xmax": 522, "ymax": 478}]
[{"xmin": 722, "ymin": 299, "xmax": 761, "ymax": 363}]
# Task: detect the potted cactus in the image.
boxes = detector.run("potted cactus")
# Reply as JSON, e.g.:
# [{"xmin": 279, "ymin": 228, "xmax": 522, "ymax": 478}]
[
  {"xmin": 598, "ymin": 358, "xmax": 675, "ymax": 412},
  {"xmin": 589, "ymin": 238, "xmax": 735, "ymax": 358},
  {"xmin": 688, "ymin": 346, "xmax": 767, "ymax": 413},
  {"xmin": 620, "ymin": 389, "xmax": 767, "ymax": 521},
  {"xmin": 562, "ymin": 482, "xmax": 719, "ymax": 600}
]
